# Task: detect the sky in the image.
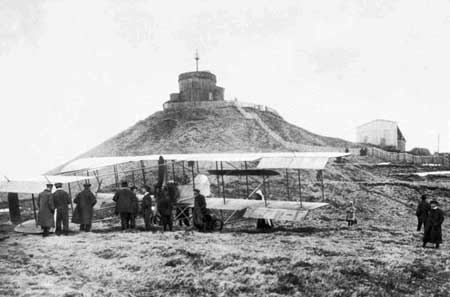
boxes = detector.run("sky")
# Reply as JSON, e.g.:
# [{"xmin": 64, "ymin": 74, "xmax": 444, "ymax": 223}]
[{"xmin": 0, "ymin": 0, "xmax": 449, "ymax": 176}]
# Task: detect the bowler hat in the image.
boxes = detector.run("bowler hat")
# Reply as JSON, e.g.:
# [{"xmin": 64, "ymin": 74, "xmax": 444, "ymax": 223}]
[{"xmin": 55, "ymin": 182, "xmax": 63, "ymax": 188}]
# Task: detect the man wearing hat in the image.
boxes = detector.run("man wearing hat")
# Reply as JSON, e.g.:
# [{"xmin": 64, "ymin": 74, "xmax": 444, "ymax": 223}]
[
  {"xmin": 423, "ymin": 200, "xmax": 445, "ymax": 249},
  {"xmin": 72, "ymin": 183, "xmax": 97, "ymax": 232},
  {"xmin": 113, "ymin": 181, "xmax": 139, "ymax": 230},
  {"xmin": 193, "ymin": 189, "xmax": 211, "ymax": 232},
  {"xmin": 37, "ymin": 184, "xmax": 55, "ymax": 237},
  {"xmin": 53, "ymin": 182, "xmax": 71, "ymax": 235},
  {"xmin": 416, "ymin": 194, "xmax": 431, "ymax": 231}
]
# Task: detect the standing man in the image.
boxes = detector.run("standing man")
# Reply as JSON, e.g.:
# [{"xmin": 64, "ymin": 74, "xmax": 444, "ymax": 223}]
[
  {"xmin": 193, "ymin": 189, "xmax": 211, "ymax": 232},
  {"xmin": 157, "ymin": 186, "xmax": 173, "ymax": 231},
  {"xmin": 37, "ymin": 184, "xmax": 55, "ymax": 237},
  {"xmin": 53, "ymin": 182, "xmax": 71, "ymax": 235},
  {"xmin": 113, "ymin": 181, "xmax": 138, "ymax": 230},
  {"xmin": 72, "ymin": 183, "xmax": 97, "ymax": 232},
  {"xmin": 416, "ymin": 194, "xmax": 430, "ymax": 231},
  {"xmin": 141, "ymin": 185, "xmax": 153, "ymax": 231},
  {"xmin": 423, "ymin": 200, "xmax": 445, "ymax": 249}
]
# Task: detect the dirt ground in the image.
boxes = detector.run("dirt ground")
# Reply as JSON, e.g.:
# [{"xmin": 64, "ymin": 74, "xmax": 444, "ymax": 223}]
[{"xmin": 1, "ymin": 160, "xmax": 450, "ymax": 297}]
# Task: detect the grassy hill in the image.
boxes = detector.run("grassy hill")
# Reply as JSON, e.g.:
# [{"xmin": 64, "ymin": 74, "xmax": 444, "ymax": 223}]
[{"xmin": 78, "ymin": 105, "xmax": 351, "ymax": 158}]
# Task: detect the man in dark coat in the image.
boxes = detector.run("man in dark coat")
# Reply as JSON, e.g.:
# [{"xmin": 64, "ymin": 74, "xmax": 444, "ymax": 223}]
[
  {"xmin": 113, "ymin": 181, "xmax": 139, "ymax": 230},
  {"xmin": 53, "ymin": 182, "xmax": 71, "ymax": 235},
  {"xmin": 157, "ymin": 187, "xmax": 173, "ymax": 231},
  {"xmin": 141, "ymin": 185, "xmax": 153, "ymax": 231},
  {"xmin": 37, "ymin": 184, "xmax": 55, "ymax": 237},
  {"xmin": 416, "ymin": 194, "xmax": 430, "ymax": 231},
  {"xmin": 193, "ymin": 189, "xmax": 211, "ymax": 232},
  {"xmin": 72, "ymin": 183, "xmax": 97, "ymax": 232},
  {"xmin": 423, "ymin": 200, "xmax": 445, "ymax": 248}
]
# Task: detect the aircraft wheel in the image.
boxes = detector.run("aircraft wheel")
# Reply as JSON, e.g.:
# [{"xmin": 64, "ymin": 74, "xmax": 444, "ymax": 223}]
[{"xmin": 212, "ymin": 218, "xmax": 223, "ymax": 231}]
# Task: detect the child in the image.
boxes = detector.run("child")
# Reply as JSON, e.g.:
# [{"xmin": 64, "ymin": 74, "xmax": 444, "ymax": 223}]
[{"xmin": 346, "ymin": 201, "xmax": 357, "ymax": 227}]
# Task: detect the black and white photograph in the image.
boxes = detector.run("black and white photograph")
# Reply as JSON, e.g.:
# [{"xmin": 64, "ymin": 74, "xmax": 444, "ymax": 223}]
[{"xmin": 0, "ymin": 1, "xmax": 449, "ymax": 296}]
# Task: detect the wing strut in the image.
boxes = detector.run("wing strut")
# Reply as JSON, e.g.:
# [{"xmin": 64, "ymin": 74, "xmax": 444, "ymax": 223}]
[
  {"xmin": 286, "ymin": 169, "xmax": 290, "ymax": 200},
  {"xmin": 244, "ymin": 161, "xmax": 249, "ymax": 198},
  {"xmin": 297, "ymin": 169, "xmax": 303, "ymax": 208},
  {"xmin": 31, "ymin": 193, "xmax": 37, "ymax": 224},
  {"xmin": 220, "ymin": 161, "xmax": 226, "ymax": 204}
]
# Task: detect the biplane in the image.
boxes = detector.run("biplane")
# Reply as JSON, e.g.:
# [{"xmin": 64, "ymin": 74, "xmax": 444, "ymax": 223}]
[{"xmin": 1, "ymin": 151, "xmax": 350, "ymax": 232}]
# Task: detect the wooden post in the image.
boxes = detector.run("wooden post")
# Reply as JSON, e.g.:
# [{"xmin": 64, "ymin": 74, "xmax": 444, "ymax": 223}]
[
  {"xmin": 131, "ymin": 170, "xmax": 136, "ymax": 186},
  {"xmin": 244, "ymin": 161, "xmax": 249, "ymax": 198},
  {"xmin": 140, "ymin": 160, "xmax": 147, "ymax": 186},
  {"xmin": 196, "ymin": 161, "xmax": 200, "ymax": 174},
  {"xmin": 31, "ymin": 193, "xmax": 37, "ymax": 224},
  {"xmin": 7, "ymin": 192, "xmax": 21, "ymax": 224},
  {"xmin": 297, "ymin": 169, "xmax": 302, "ymax": 208}
]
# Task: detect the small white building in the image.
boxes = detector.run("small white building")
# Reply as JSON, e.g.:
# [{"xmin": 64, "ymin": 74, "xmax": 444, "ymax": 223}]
[{"xmin": 357, "ymin": 119, "xmax": 406, "ymax": 151}]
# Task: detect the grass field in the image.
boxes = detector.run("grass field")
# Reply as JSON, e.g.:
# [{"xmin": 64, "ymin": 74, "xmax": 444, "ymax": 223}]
[
  {"xmin": 1, "ymin": 208, "xmax": 449, "ymax": 297},
  {"xmin": 1, "ymin": 160, "xmax": 449, "ymax": 297}
]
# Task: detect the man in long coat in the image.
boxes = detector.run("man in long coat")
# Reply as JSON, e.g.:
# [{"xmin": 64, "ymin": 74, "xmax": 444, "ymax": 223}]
[
  {"xmin": 37, "ymin": 184, "xmax": 55, "ymax": 237},
  {"xmin": 157, "ymin": 186, "xmax": 173, "ymax": 231},
  {"xmin": 193, "ymin": 189, "xmax": 211, "ymax": 232},
  {"xmin": 416, "ymin": 194, "xmax": 430, "ymax": 231},
  {"xmin": 423, "ymin": 200, "xmax": 445, "ymax": 249},
  {"xmin": 72, "ymin": 183, "xmax": 97, "ymax": 232},
  {"xmin": 53, "ymin": 182, "xmax": 71, "ymax": 235},
  {"xmin": 113, "ymin": 181, "xmax": 138, "ymax": 230},
  {"xmin": 141, "ymin": 185, "xmax": 153, "ymax": 231}
]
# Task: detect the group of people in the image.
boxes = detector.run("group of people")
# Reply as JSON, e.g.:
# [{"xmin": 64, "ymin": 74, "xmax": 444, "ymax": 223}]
[
  {"xmin": 37, "ymin": 182, "xmax": 97, "ymax": 237},
  {"xmin": 111, "ymin": 181, "xmax": 193, "ymax": 232},
  {"xmin": 37, "ymin": 180, "xmax": 213, "ymax": 235},
  {"xmin": 416, "ymin": 194, "xmax": 445, "ymax": 249}
]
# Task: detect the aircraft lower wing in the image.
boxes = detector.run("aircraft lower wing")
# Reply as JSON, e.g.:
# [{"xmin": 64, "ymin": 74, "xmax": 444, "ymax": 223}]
[
  {"xmin": 243, "ymin": 208, "xmax": 308, "ymax": 222},
  {"xmin": 202, "ymin": 197, "xmax": 328, "ymax": 222},
  {"xmin": 203, "ymin": 197, "xmax": 328, "ymax": 211}
]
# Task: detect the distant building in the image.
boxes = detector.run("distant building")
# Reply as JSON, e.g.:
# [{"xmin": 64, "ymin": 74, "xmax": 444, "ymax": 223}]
[
  {"xmin": 168, "ymin": 71, "xmax": 224, "ymax": 103},
  {"xmin": 357, "ymin": 119, "xmax": 406, "ymax": 151}
]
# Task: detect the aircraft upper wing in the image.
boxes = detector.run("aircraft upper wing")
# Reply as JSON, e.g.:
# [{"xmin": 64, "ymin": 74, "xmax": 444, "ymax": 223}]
[
  {"xmin": 0, "ymin": 175, "xmax": 95, "ymax": 194},
  {"xmin": 59, "ymin": 152, "xmax": 350, "ymax": 173}
]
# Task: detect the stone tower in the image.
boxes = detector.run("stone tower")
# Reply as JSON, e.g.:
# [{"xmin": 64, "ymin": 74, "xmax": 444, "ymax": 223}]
[{"xmin": 169, "ymin": 71, "xmax": 224, "ymax": 102}]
